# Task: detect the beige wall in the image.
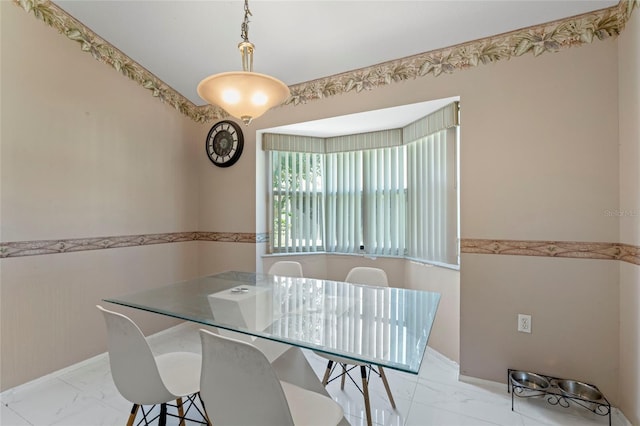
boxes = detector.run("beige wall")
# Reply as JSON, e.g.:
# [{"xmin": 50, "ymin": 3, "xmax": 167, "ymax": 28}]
[
  {"xmin": 457, "ymin": 39, "xmax": 621, "ymax": 402},
  {"xmin": 618, "ymin": 8, "xmax": 640, "ymax": 425},
  {"xmin": 1, "ymin": 3, "xmax": 202, "ymax": 390},
  {"xmin": 404, "ymin": 262, "xmax": 460, "ymax": 363}
]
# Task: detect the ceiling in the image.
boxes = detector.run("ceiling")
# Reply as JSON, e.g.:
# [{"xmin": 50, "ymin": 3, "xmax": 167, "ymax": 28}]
[{"xmin": 52, "ymin": 0, "xmax": 617, "ymax": 135}]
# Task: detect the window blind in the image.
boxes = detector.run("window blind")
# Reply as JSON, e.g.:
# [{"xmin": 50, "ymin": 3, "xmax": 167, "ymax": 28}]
[
  {"xmin": 265, "ymin": 101, "xmax": 460, "ymax": 265},
  {"xmin": 406, "ymin": 127, "xmax": 457, "ymax": 264}
]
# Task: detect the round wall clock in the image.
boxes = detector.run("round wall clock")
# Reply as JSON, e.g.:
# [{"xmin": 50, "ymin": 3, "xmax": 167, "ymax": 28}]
[{"xmin": 205, "ymin": 120, "xmax": 244, "ymax": 168}]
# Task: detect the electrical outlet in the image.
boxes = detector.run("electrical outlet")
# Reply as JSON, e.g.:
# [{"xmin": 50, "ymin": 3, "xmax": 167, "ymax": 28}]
[{"xmin": 518, "ymin": 314, "xmax": 532, "ymax": 333}]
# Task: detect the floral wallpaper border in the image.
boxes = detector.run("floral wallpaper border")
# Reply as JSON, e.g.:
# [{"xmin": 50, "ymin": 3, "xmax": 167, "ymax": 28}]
[
  {"xmin": 1, "ymin": 234, "xmax": 638, "ymax": 265},
  {"xmin": 14, "ymin": 0, "xmax": 639, "ymax": 123}
]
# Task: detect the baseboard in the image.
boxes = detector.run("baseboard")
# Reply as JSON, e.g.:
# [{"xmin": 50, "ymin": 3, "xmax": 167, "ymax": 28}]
[
  {"xmin": 426, "ymin": 345, "xmax": 460, "ymax": 368},
  {"xmin": 458, "ymin": 374, "xmax": 506, "ymax": 392}
]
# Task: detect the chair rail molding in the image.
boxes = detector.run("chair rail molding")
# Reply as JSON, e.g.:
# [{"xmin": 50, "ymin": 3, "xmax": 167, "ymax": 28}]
[
  {"xmin": 461, "ymin": 239, "xmax": 639, "ymax": 265},
  {"xmin": 1, "ymin": 234, "xmax": 638, "ymax": 265},
  {"xmin": 0, "ymin": 232, "xmax": 269, "ymax": 258}
]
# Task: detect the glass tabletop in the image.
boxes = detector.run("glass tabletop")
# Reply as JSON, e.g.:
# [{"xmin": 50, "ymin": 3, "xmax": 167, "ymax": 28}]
[{"xmin": 104, "ymin": 270, "xmax": 440, "ymax": 374}]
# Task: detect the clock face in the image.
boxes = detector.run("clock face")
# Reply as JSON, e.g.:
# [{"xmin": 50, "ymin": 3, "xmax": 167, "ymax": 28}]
[{"xmin": 205, "ymin": 120, "xmax": 244, "ymax": 168}]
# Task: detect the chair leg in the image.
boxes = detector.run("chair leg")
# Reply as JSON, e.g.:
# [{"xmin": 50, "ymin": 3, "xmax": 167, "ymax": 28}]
[
  {"xmin": 159, "ymin": 403, "xmax": 167, "ymax": 426},
  {"xmin": 126, "ymin": 404, "xmax": 139, "ymax": 426},
  {"xmin": 176, "ymin": 397, "xmax": 185, "ymax": 426},
  {"xmin": 361, "ymin": 366, "xmax": 372, "ymax": 426},
  {"xmin": 322, "ymin": 360, "xmax": 334, "ymax": 386},
  {"xmin": 200, "ymin": 393, "xmax": 213, "ymax": 426},
  {"xmin": 340, "ymin": 364, "xmax": 347, "ymax": 390},
  {"xmin": 378, "ymin": 366, "xmax": 396, "ymax": 409}
]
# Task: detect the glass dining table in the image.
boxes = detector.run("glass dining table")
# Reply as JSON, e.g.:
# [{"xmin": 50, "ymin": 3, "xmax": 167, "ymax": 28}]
[{"xmin": 104, "ymin": 270, "xmax": 440, "ymax": 425}]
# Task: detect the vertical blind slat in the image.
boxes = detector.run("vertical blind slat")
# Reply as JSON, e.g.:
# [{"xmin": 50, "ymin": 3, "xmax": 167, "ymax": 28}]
[{"xmin": 269, "ymin": 106, "xmax": 458, "ymax": 264}]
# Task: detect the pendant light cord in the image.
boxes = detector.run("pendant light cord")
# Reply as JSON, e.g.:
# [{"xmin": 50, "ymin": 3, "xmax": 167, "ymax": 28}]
[{"xmin": 241, "ymin": 0, "xmax": 252, "ymax": 42}]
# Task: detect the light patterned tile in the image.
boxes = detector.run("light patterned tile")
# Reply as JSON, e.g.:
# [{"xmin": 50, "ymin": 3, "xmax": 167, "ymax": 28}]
[
  {"xmin": 0, "ymin": 404, "xmax": 31, "ymax": 426},
  {"xmin": 405, "ymin": 401, "xmax": 509, "ymax": 426},
  {"xmin": 514, "ymin": 395, "xmax": 616, "ymax": 426},
  {"xmin": 1, "ymin": 377, "xmax": 121, "ymax": 426},
  {"xmin": 0, "ymin": 323, "xmax": 631, "ymax": 426}
]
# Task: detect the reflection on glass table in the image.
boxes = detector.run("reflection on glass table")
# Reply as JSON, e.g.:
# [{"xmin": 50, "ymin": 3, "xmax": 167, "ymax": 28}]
[{"xmin": 104, "ymin": 270, "xmax": 440, "ymax": 375}]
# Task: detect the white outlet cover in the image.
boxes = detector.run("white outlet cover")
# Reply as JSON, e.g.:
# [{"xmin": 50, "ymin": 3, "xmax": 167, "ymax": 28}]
[{"xmin": 518, "ymin": 314, "xmax": 532, "ymax": 333}]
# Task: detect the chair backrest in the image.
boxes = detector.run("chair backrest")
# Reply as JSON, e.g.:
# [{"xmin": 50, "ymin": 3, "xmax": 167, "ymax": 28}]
[
  {"xmin": 268, "ymin": 261, "xmax": 303, "ymax": 277},
  {"xmin": 345, "ymin": 267, "xmax": 389, "ymax": 287},
  {"xmin": 96, "ymin": 305, "xmax": 175, "ymax": 405},
  {"xmin": 199, "ymin": 329, "xmax": 295, "ymax": 426}
]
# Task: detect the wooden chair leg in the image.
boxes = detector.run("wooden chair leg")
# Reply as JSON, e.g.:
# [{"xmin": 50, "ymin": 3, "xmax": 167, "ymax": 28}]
[
  {"xmin": 378, "ymin": 366, "xmax": 396, "ymax": 409},
  {"xmin": 340, "ymin": 364, "xmax": 347, "ymax": 390},
  {"xmin": 176, "ymin": 397, "xmax": 185, "ymax": 426},
  {"xmin": 126, "ymin": 404, "xmax": 139, "ymax": 426},
  {"xmin": 200, "ymin": 394, "xmax": 213, "ymax": 426},
  {"xmin": 322, "ymin": 360, "xmax": 334, "ymax": 386},
  {"xmin": 361, "ymin": 366, "xmax": 372, "ymax": 426}
]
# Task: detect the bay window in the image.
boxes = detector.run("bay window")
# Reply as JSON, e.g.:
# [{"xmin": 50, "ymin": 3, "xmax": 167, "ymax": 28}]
[{"xmin": 264, "ymin": 101, "xmax": 459, "ymax": 266}]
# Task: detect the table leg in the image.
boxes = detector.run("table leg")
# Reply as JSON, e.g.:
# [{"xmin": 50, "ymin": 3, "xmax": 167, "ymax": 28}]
[{"xmin": 361, "ymin": 366, "xmax": 372, "ymax": 426}]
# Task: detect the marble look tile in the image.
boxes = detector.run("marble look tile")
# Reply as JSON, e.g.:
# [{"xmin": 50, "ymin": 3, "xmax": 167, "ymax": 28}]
[
  {"xmin": 1, "ymin": 377, "xmax": 123, "ymax": 426},
  {"xmin": 0, "ymin": 404, "xmax": 31, "ymax": 426},
  {"xmin": 514, "ymin": 395, "xmax": 615, "ymax": 426},
  {"xmin": 411, "ymin": 379, "xmax": 523, "ymax": 426},
  {"xmin": 55, "ymin": 356, "xmax": 128, "ymax": 413},
  {"xmin": 0, "ymin": 324, "xmax": 631, "ymax": 426},
  {"xmin": 405, "ymin": 401, "xmax": 509, "ymax": 426}
]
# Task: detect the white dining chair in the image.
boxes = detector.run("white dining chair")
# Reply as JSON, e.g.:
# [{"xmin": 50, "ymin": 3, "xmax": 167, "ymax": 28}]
[
  {"xmin": 268, "ymin": 260, "xmax": 304, "ymax": 277},
  {"xmin": 96, "ymin": 305, "xmax": 208, "ymax": 426},
  {"xmin": 216, "ymin": 259, "xmax": 303, "ymax": 362},
  {"xmin": 199, "ymin": 329, "xmax": 343, "ymax": 426},
  {"xmin": 316, "ymin": 267, "xmax": 396, "ymax": 426}
]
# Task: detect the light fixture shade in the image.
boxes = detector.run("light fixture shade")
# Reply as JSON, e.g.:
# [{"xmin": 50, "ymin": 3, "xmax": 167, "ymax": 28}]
[{"xmin": 198, "ymin": 71, "xmax": 290, "ymax": 125}]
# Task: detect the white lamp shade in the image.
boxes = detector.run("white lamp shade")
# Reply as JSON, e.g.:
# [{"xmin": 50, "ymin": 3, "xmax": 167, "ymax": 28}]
[{"xmin": 198, "ymin": 71, "xmax": 290, "ymax": 124}]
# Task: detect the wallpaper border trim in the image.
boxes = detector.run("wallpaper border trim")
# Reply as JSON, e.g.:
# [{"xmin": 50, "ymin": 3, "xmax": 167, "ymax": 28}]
[
  {"xmin": 14, "ymin": 0, "xmax": 639, "ymax": 123},
  {"xmin": 1, "ymin": 234, "xmax": 638, "ymax": 265},
  {"xmin": 461, "ymin": 239, "xmax": 640, "ymax": 265},
  {"xmin": 0, "ymin": 232, "xmax": 269, "ymax": 258}
]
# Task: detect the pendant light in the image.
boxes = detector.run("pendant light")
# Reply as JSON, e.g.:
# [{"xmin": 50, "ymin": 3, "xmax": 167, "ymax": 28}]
[{"xmin": 197, "ymin": 0, "xmax": 290, "ymax": 125}]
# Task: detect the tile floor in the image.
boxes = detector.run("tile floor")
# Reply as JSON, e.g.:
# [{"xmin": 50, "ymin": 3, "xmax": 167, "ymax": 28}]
[{"xmin": 0, "ymin": 322, "xmax": 630, "ymax": 426}]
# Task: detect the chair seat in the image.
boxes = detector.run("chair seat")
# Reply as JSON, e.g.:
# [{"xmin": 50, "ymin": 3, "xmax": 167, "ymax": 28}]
[
  {"xmin": 97, "ymin": 305, "xmax": 208, "ymax": 425},
  {"xmin": 155, "ymin": 352, "xmax": 202, "ymax": 398},
  {"xmin": 281, "ymin": 381, "xmax": 343, "ymax": 426}
]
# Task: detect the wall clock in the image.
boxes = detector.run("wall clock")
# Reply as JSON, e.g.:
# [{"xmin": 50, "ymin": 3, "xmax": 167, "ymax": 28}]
[{"xmin": 205, "ymin": 120, "xmax": 244, "ymax": 168}]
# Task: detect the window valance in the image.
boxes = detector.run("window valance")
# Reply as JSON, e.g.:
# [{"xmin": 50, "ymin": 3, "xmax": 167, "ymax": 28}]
[
  {"xmin": 262, "ymin": 134, "xmax": 325, "ymax": 153},
  {"xmin": 402, "ymin": 101, "xmax": 459, "ymax": 144},
  {"xmin": 263, "ymin": 101, "xmax": 459, "ymax": 153}
]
